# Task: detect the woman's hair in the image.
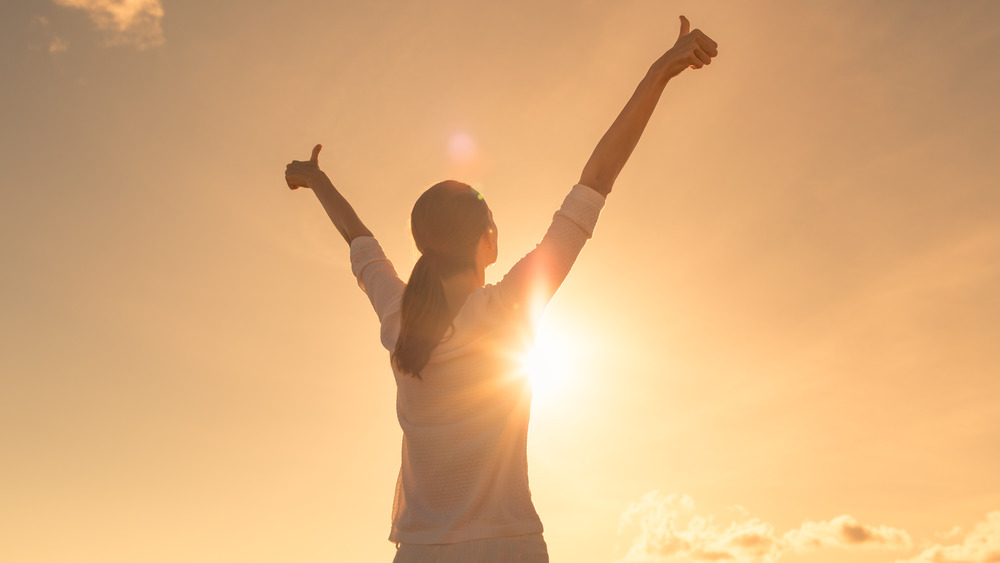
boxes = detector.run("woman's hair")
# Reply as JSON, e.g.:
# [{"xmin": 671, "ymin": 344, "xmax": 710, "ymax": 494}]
[{"xmin": 392, "ymin": 180, "xmax": 491, "ymax": 378}]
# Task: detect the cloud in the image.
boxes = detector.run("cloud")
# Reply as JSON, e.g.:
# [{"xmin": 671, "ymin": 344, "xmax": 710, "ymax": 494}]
[
  {"xmin": 616, "ymin": 492, "xmax": 784, "ymax": 563},
  {"xmin": 935, "ymin": 526, "xmax": 964, "ymax": 541},
  {"xmin": 48, "ymin": 36, "xmax": 69, "ymax": 53},
  {"xmin": 900, "ymin": 512, "xmax": 1000, "ymax": 563},
  {"xmin": 728, "ymin": 505, "xmax": 751, "ymax": 518},
  {"xmin": 617, "ymin": 491, "xmax": 913, "ymax": 563},
  {"xmin": 785, "ymin": 514, "xmax": 912, "ymax": 552},
  {"xmin": 53, "ymin": 0, "xmax": 164, "ymax": 48},
  {"xmin": 29, "ymin": 15, "xmax": 69, "ymax": 54}
]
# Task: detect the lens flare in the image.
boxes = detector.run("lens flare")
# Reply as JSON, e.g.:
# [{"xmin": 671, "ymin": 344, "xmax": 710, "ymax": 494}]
[{"xmin": 447, "ymin": 132, "xmax": 478, "ymax": 163}]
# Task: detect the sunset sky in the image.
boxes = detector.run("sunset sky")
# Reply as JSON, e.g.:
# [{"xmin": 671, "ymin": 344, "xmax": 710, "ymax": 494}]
[{"xmin": 2, "ymin": 1, "xmax": 998, "ymax": 562}]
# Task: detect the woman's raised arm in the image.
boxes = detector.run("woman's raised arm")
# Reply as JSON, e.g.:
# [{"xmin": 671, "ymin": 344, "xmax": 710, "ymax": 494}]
[
  {"xmin": 579, "ymin": 15, "xmax": 718, "ymax": 197},
  {"xmin": 285, "ymin": 144, "xmax": 373, "ymax": 245}
]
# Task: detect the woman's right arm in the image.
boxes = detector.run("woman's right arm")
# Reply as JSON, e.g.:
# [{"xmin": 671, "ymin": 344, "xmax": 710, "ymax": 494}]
[{"xmin": 579, "ymin": 15, "xmax": 718, "ymax": 197}]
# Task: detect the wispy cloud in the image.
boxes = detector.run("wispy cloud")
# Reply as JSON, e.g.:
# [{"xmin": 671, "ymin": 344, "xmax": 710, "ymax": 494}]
[
  {"xmin": 900, "ymin": 512, "xmax": 1000, "ymax": 563},
  {"xmin": 616, "ymin": 491, "xmax": 915, "ymax": 563},
  {"xmin": 49, "ymin": 37, "xmax": 69, "ymax": 53},
  {"xmin": 29, "ymin": 15, "xmax": 69, "ymax": 54},
  {"xmin": 53, "ymin": 0, "xmax": 164, "ymax": 48},
  {"xmin": 616, "ymin": 492, "xmax": 783, "ymax": 563},
  {"xmin": 785, "ymin": 514, "xmax": 912, "ymax": 552}
]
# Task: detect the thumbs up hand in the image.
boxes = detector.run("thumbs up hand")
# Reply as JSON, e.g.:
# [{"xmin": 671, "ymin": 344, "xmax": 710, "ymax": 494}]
[
  {"xmin": 652, "ymin": 15, "xmax": 719, "ymax": 79},
  {"xmin": 285, "ymin": 144, "xmax": 324, "ymax": 190}
]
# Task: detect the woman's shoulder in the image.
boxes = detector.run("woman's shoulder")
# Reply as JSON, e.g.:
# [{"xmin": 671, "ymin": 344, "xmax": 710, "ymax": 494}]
[{"xmin": 453, "ymin": 284, "xmax": 530, "ymax": 328}]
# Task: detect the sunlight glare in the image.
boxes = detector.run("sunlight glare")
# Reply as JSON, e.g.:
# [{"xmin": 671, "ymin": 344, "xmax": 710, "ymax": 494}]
[{"xmin": 521, "ymin": 320, "xmax": 573, "ymax": 401}]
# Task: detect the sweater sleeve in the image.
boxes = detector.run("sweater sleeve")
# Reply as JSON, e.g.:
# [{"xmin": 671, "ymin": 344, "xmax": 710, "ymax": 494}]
[
  {"xmin": 350, "ymin": 236, "xmax": 406, "ymax": 328},
  {"xmin": 493, "ymin": 184, "xmax": 606, "ymax": 315}
]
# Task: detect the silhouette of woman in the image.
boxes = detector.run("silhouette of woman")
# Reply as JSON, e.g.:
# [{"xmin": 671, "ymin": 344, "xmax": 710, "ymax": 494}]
[{"xmin": 284, "ymin": 16, "xmax": 717, "ymax": 563}]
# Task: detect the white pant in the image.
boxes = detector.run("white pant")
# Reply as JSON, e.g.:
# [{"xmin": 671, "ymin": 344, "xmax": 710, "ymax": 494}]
[{"xmin": 392, "ymin": 534, "xmax": 548, "ymax": 563}]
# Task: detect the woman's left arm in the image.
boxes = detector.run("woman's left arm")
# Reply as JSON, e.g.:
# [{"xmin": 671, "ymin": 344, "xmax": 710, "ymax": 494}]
[{"xmin": 285, "ymin": 144, "xmax": 373, "ymax": 245}]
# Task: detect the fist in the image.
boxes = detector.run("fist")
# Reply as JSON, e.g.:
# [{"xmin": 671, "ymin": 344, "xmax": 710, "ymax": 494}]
[
  {"xmin": 656, "ymin": 16, "xmax": 719, "ymax": 78},
  {"xmin": 285, "ymin": 144, "xmax": 323, "ymax": 190}
]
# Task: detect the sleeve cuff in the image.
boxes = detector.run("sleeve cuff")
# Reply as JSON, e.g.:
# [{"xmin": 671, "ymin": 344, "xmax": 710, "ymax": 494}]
[
  {"xmin": 349, "ymin": 236, "xmax": 388, "ymax": 283},
  {"xmin": 556, "ymin": 184, "xmax": 606, "ymax": 237}
]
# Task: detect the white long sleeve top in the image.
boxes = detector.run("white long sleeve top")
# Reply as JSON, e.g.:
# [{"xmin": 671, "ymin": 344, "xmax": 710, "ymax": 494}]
[{"xmin": 349, "ymin": 184, "xmax": 606, "ymax": 544}]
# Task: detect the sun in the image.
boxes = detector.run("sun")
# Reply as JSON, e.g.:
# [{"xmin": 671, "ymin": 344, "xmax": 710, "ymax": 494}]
[{"xmin": 520, "ymin": 319, "xmax": 574, "ymax": 401}]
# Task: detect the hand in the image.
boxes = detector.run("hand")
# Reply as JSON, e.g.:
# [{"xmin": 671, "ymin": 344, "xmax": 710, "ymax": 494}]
[
  {"xmin": 285, "ymin": 144, "xmax": 324, "ymax": 190},
  {"xmin": 652, "ymin": 15, "xmax": 719, "ymax": 79}
]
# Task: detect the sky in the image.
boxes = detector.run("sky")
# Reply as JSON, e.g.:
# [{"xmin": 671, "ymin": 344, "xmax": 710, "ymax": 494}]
[{"xmin": 1, "ymin": 1, "xmax": 998, "ymax": 562}]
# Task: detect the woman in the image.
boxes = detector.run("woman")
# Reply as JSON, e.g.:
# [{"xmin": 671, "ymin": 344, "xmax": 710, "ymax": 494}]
[{"xmin": 285, "ymin": 16, "xmax": 717, "ymax": 563}]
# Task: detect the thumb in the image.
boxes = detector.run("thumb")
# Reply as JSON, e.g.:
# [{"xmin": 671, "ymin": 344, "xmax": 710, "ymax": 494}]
[
  {"xmin": 310, "ymin": 144, "xmax": 322, "ymax": 165},
  {"xmin": 678, "ymin": 15, "xmax": 690, "ymax": 39}
]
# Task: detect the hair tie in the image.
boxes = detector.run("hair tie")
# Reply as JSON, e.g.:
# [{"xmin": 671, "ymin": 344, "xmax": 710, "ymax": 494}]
[
  {"xmin": 421, "ymin": 248, "xmax": 442, "ymax": 265},
  {"xmin": 420, "ymin": 247, "xmax": 464, "ymax": 273}
]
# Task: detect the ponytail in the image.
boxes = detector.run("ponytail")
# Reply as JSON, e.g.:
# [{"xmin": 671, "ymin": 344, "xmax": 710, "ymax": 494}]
[
  {"xmin": 391, "ymin": 253, "xmax": 451, "ymax": 379},
  {"xmin": 392, "ymin": 180, "xmax": 490, "ymax": 379}
]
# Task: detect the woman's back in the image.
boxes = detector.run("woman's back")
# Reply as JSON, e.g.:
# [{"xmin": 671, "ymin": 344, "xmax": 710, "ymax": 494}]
[
  {"xmin": 391, "ymin": 286, "xmax": 539, "ymax": 544},
  {"xmin": 350, "ymin": 184, "xmax": 606, "ymax": 544}
]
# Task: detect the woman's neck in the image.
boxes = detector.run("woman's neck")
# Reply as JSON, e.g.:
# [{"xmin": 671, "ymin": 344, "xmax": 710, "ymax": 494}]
[{"xmin": 441, "ymin": 267, "xmax": 485, "ymax": 316}]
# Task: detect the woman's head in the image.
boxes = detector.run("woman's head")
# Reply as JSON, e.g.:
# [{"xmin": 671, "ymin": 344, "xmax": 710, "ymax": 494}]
[
  {"xmin": 392, "ymin": 180, "xmax": 495, "ymax": 378},
  {"xmin": 409, "ymin": 180, "xmax": 494, "ymax": 274}
]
